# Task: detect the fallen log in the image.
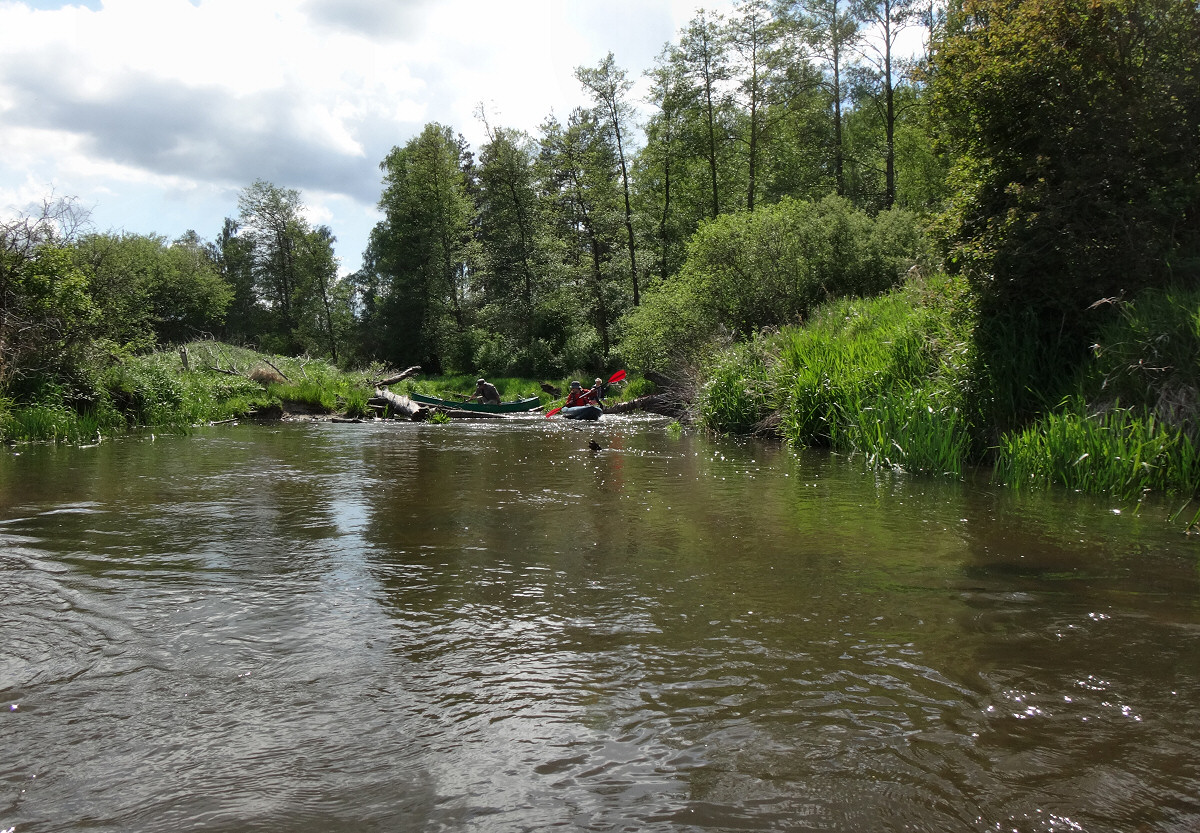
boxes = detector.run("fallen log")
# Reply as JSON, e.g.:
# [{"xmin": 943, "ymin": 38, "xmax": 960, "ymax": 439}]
[
  {"xmin": 372, "ymin": 388, "xmax": 429, "ymax": 420},
  {"xmin": 262, "ymin": 357, "xmax": 290, "ymax": 382},
  {"xmin": 203, "ymin": 364, "xmax": 242, "ymax": 376},
  {"xmin": 373, "ymin": 365, "xmax": 422, "ymax": 387}
]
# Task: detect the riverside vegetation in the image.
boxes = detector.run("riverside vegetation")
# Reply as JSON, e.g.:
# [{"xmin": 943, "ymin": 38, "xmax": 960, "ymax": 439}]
[
  {"xmin": 3, "ymin": 0, "xmax": 1199, "ymax": 522},
  {"xmin": 0, "ymin": 339, "xmax": 644, "ymax": 443},
  {"xmin": 694, "ymin": 277, "xmax": 1200, "ymax": 514}
]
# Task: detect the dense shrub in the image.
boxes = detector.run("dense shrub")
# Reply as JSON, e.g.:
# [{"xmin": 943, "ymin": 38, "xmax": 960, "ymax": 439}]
[
  {"xmin": 1, "ymin": 234, "xmax": 97, "ymax": 390},
  {"xmin": 931, "ymin": 0, "xmax": 1200, "ymax": 424},
  {"xmin": 617, "ymin": 284, "xmax": 715, "ymax": 373},
  {"xmin": 993, "ymin": 285, "xmax": 1200, "ymax": 500},
  {"xmin": 620, "ymin": 196, "xmax": 928, "ymax": 372},
  {"xmin": 1084, "ymin": 287, "xmax": 1200, "ymax": 434}
]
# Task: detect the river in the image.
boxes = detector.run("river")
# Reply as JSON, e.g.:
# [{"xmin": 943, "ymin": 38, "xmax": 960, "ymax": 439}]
[{"xmin": 2, "ymin": 416, "xmax": 1199, "ymax": 832}]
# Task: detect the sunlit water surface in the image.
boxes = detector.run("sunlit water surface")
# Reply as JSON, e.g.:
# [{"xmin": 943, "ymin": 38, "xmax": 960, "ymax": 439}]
[{"xmin": 2, "ymin": 417, "xmax": 1199, "ymax": 832}]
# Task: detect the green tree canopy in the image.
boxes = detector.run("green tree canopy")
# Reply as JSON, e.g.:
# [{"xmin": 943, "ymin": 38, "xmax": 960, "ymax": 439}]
[
  {"xmin": 576, "ymin": 52, "xmax": 642, "ymax": 306},
  {"xmin": 361, "ymin": 123, "xmax": 476, "ymax": 371},
  {"xmin": 929, "ymin": 0, "xmax": 1200, "ymax": 425},
  {"xmin": 0, "ymin": 202, "xmax": 95, "ymax": 392},
  {"xmin": 236, "ymin": 180, "xmax": 343, "ymax": 358},
  {"xmin": 73, "ymin": 231, "xmax": 232, "ymax": 348},
  {"xmin": 539, "ymin": 110, "xmax": 630, "ymax": 365},
  {"xmin": 931, "ymin": 0, "xmax": 1200, "ymax": 322},
  {"xmin": 475, "ymin": 118, "xmax": 544, "ymax": 347}
]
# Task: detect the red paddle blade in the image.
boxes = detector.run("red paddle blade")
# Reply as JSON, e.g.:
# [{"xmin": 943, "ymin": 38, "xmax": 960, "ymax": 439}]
[
  {"xmin": 608, "ymin": 369, "xmax": 626, "ymax": 384},
  {"xmin": 545, "ymin": 406, "xmax": 563, "ymax": 418}
]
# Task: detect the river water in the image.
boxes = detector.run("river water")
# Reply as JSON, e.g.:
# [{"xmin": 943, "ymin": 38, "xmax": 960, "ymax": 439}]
[{"xmin": 2, "ymin": 416, "xmax": 1199, "ymax": 832}]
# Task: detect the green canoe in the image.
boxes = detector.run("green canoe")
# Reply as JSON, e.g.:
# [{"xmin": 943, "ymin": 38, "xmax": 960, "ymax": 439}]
[{"xmin": 410, "ymin": 393, "xmax": 543, "ymax": 413}]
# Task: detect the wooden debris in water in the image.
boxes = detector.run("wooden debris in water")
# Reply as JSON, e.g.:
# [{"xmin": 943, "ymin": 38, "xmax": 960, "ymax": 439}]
[
  {"xmin": 372, "ymin": 388, "xmax": 429, "ymax": 420},
  {"xmin": 373, "ymin": 366, "xmax": 422, "ymax": 387}
]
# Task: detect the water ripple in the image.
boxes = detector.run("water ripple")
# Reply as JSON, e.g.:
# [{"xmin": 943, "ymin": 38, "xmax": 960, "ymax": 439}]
[{"xmin": 2, "ymin": 426, "xmax": 1200, "ymax": 832}]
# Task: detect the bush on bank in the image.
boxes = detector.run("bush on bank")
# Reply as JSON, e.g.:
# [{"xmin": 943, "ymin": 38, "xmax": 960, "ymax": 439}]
[{"xmin": 622, "ymin": 196, "xmax": 931, "ymax": 372}]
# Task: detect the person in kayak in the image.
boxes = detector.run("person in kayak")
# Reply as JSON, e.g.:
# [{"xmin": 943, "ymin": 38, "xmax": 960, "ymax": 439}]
[
  {"xmin": 583, "ymin": 377, "xmax": 605, "ymax": 405},
  {"xmin": 471, "ymin": 378, "xmax": 501, "ymax": 405},
  {"xmin": 564, "ymin": 381, "xmax": 589, "ymax": 408}
]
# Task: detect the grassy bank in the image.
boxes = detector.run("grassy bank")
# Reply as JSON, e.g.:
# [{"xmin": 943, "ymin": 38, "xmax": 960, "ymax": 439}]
[
  {"xmin": 0, "ymin": 342, "xmax": 378, "ymax": 443},
  {"xmin": 697, "ymin": 276, "xmax": 1200, "ymax": 506},
  {"xmin": 0, "ymin": 340, "xmax": 639, "ymax": 443}
]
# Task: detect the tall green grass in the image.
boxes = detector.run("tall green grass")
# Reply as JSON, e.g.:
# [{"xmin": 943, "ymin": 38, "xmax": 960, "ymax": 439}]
[
  {"xmin": 182, "ymin": 342, "xmax": 377, "ymax": 416},
  {"xmin": 829, "ymin": 386, "xmax": 970, "ymax": 476},
  {"xmin": 0, "ymin": 341, "xmax": 379, "ymax": 443},
  {"xmin": 341, "ymin": 387, "xmax": 371, "ymax": 418},
  {"xmin": 0, "ymin": 400, "xmax": 121, "ymax": 444},
  {"xmin": 995, "ymin": 402, "xmax": 1200, "ymax": 499},
  {"xmin": 105, "ymin": 354, "xmax": 273, "ymax": 428},
  {"xmin": 699, "ymin": 275, "xmax": 975, "ymax": 476},
  {"xmin": 697, "ymin": 340, "xmax": 773, "ymax": 434},
  {"xmin": 993, "ymin": 286, "xmax": 1200, "ymax": 501},
  {"xmin": 267, "ymin": 380, "xmax": 337, "ymax": 411}
]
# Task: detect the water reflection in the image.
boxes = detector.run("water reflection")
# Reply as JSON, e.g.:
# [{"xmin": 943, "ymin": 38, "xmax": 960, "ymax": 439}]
[{"xmin": 1, "ymin": 420, "xmax": 1199, "ymax": 832}]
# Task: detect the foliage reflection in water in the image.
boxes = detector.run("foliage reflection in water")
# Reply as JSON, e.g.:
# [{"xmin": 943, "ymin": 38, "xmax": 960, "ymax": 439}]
[{"xmin": 1, "ymin": 417, "xmax": 1199, "ymax": 832}]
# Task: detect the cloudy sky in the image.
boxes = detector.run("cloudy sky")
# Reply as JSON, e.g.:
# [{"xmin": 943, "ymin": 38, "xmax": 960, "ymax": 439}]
[{"xmin": 0, "ymin": 0, "xmax": 736, "ymax": 274}]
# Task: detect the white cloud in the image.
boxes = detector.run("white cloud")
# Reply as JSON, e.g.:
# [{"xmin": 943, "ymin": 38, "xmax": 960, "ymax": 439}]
[{"xmin": 0, "ymin": 0, "xmax": 734, "ymax": 273}]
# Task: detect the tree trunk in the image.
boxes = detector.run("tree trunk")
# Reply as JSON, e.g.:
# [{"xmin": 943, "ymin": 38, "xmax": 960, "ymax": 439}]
[
  {"xmin": 373, "ymin": 366, "xmax": 422, "ymax": 387},
  {"xmin": 372, "ymin": 387, "xmax": 429, "ymax": 420},
  {"xmin": 613, "ymin": 116, "xmax": 640, "ymax": 306},
  {"xmin": 832, "ymin": 38, "xmax": 845, "ymax": 197},
  {"xmin": 883, "ymin": 15, "xmax": 896, "ymax": 209}
]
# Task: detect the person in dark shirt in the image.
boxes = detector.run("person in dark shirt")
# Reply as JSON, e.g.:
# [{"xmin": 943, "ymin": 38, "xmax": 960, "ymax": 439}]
[{"xmin": 472, "ymin": 378, "xmax": 501, "ymax": 405}]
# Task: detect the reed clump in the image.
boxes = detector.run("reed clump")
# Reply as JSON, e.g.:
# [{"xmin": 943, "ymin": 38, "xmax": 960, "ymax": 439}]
[
  {"xmin": 993, "ymin": 287, "xmax": 1200, "ymax": 499},
  {"xmin": 697, "ymin": 340, "xmax": 774, "ymax": 435},
  {"xmin": 994, "ymin": 403, "xmax": 1199, "ymax": 499}
]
